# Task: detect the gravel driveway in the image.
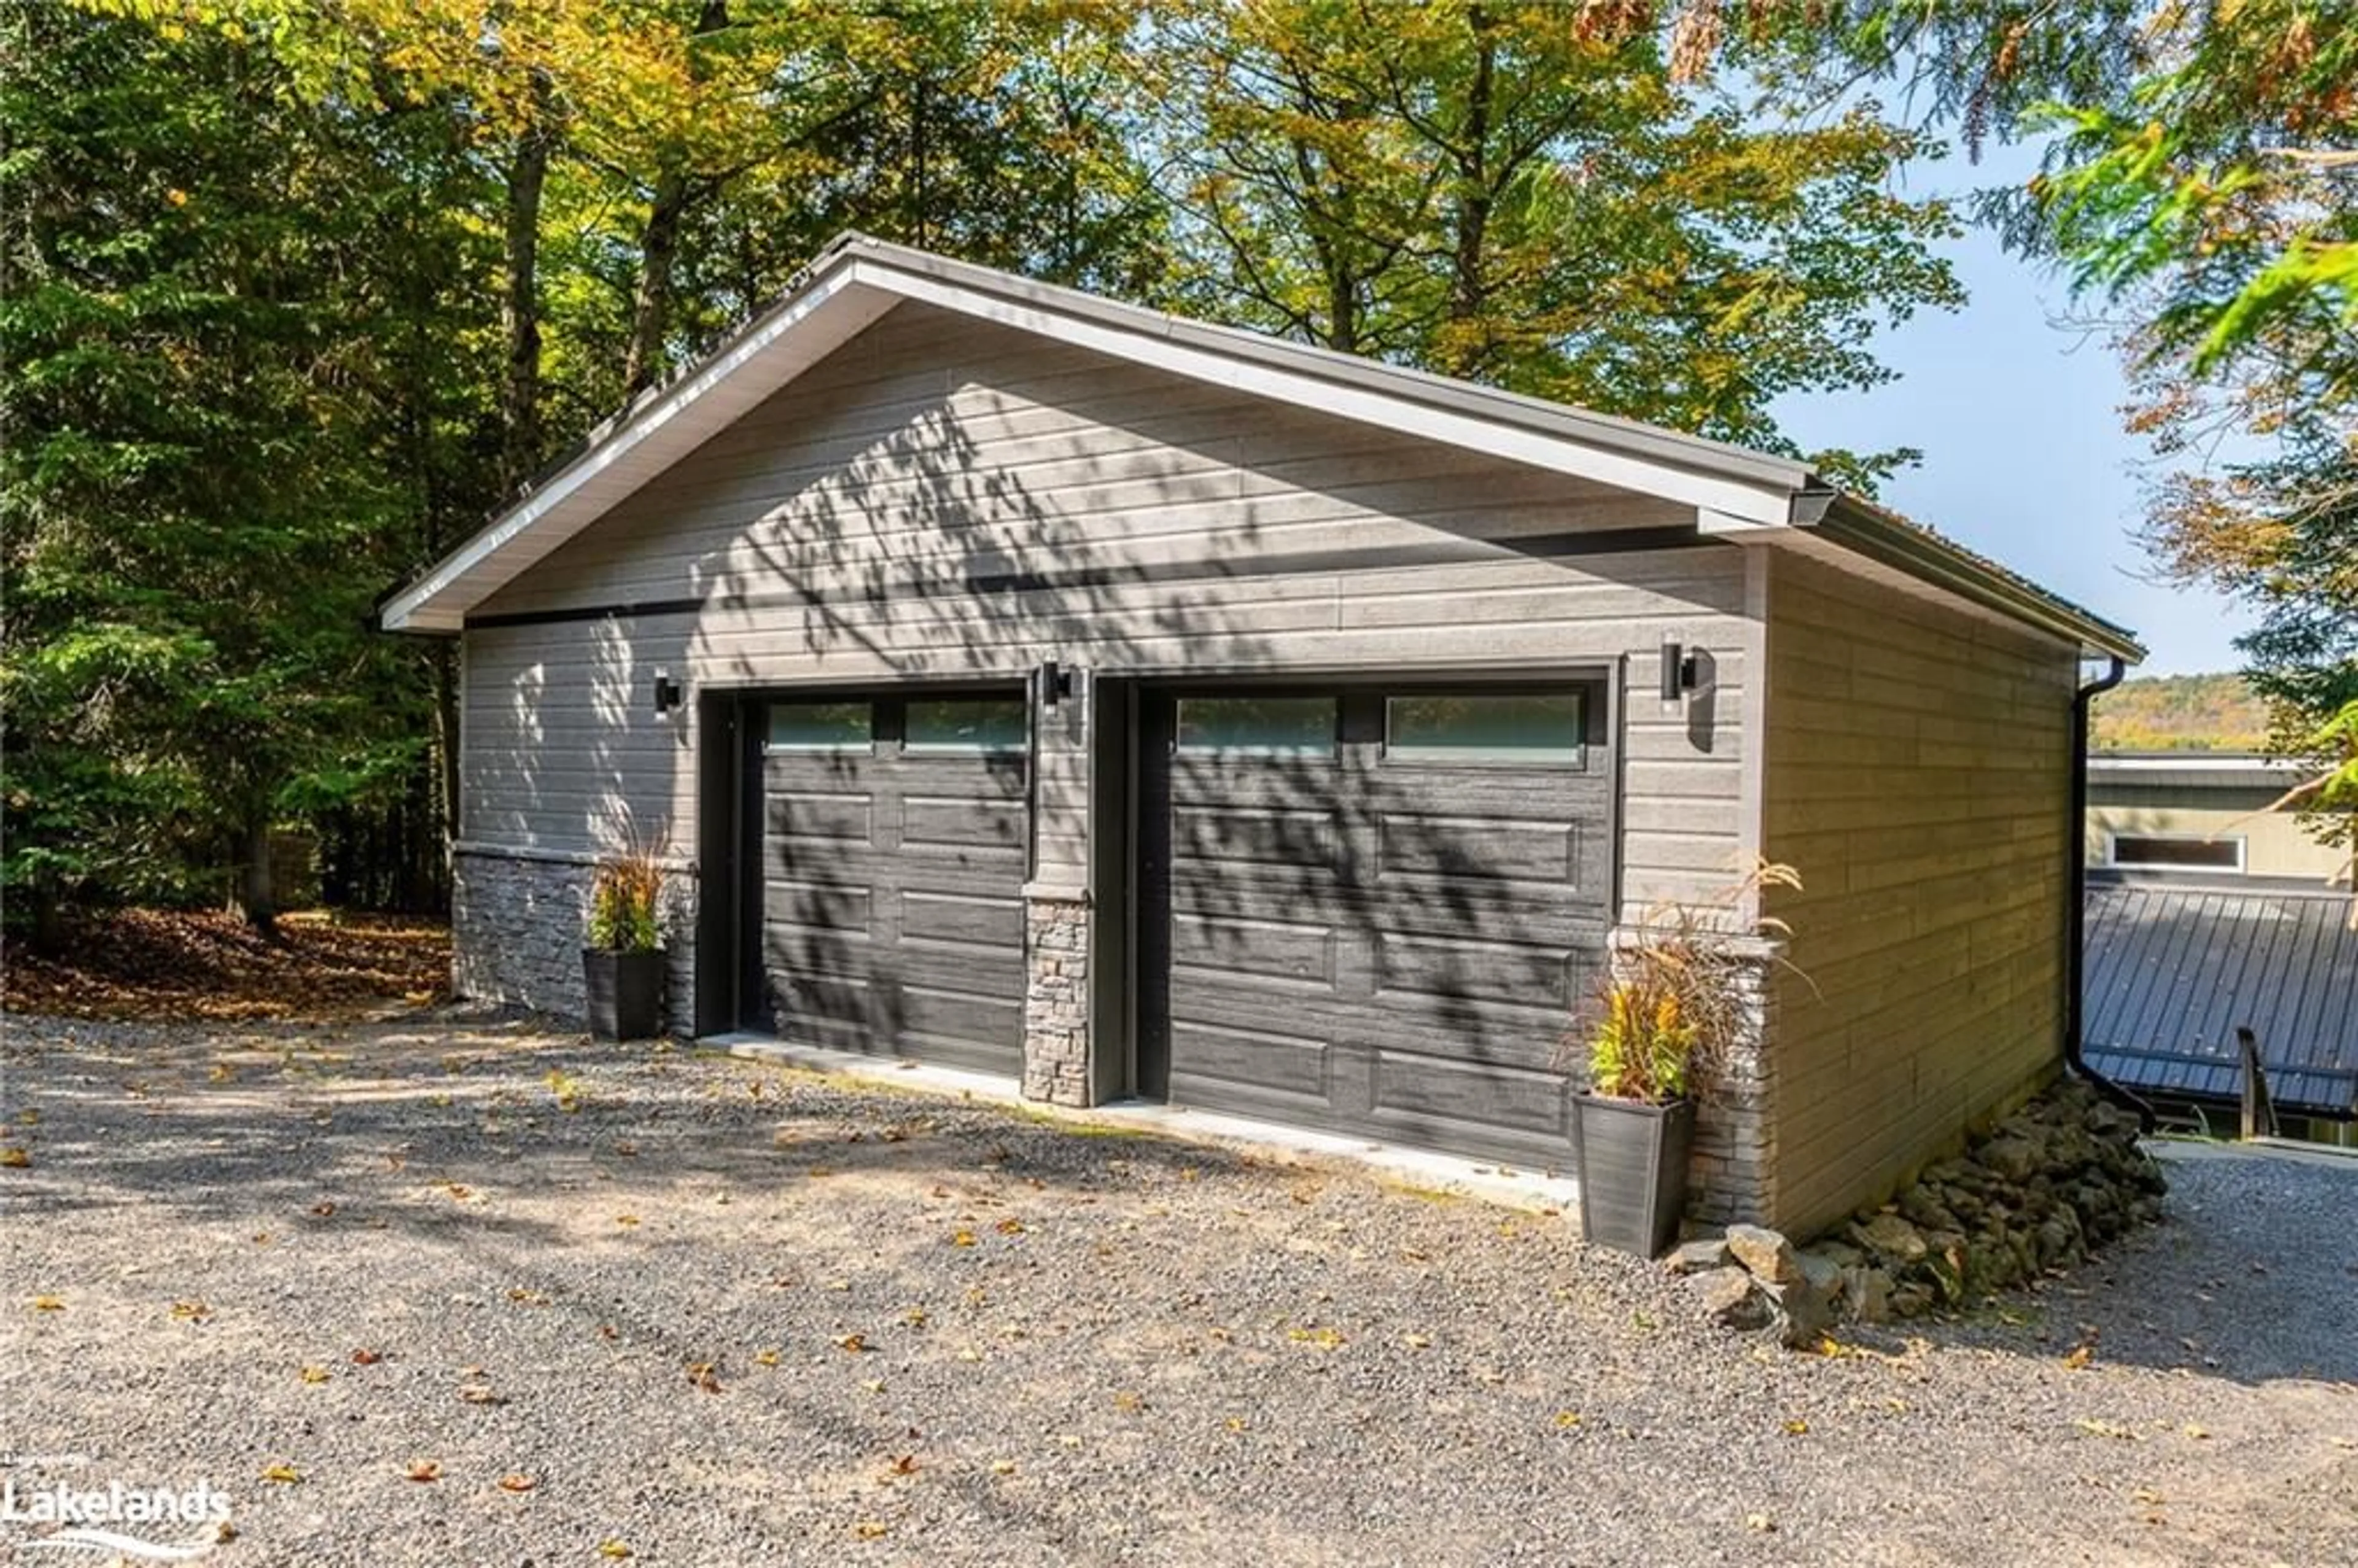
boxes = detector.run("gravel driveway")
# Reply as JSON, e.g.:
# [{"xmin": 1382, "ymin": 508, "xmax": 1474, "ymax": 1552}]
[{"xmin": 2, "ymin": 1012, "xmax": 2352, "ymax": 1566}]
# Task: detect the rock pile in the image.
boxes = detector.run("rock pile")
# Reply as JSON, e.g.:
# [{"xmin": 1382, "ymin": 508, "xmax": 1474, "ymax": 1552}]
[{"xmin": 1671, "ymin": 1076, "xmax": 2166, "ymax": 1344}]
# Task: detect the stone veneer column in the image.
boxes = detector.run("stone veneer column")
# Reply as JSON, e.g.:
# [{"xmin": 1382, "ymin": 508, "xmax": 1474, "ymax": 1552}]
[
  {"xmin": 1603, "ymin": 926, "xmax": 1780, "ymax": 1225},
  {"xmin": 451, "ymin": 847, "xmax": 698, "ymax": 1036},
  {"xmin": 1020, "ymin": 881, "xmax": 1091, "ymax": 1106}
]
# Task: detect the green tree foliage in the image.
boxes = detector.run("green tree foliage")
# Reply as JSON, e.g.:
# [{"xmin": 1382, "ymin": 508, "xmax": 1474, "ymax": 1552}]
[
  {"xmin": 2088, "ymin": 673, "xmax": 2271, "ymax": 753},
  {"xmin": 1678, "ymin": 0, "xmax": 2355, "ymax": 860},
  {"xmin": 1, "ymin": 6, "xmax": 437, "ymax": 930},
  {"xmin": 4, "ymin": 0, "xmax": 1985, "ymax": 934},
  {"xmin": 1159, "ymin": 0, "xmax": 1962, "ymax": 488}
]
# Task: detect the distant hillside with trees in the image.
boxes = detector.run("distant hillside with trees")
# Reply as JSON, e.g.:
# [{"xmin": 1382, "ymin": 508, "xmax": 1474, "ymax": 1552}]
[{"xmin": 2091, "ymin": 674, "xmax": 2272, "ymax": 752}]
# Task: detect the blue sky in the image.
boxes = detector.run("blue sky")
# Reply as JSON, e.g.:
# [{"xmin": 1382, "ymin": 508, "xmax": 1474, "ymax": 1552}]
[{"xmin": 1772, "ymin": 145, "xmax": 2257, "ymax": 677}]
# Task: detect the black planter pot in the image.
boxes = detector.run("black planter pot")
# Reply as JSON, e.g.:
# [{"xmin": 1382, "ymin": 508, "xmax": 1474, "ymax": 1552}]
[
  {"xmin": 1573, "ymin": 1093, "xmax": 1696, "ymax": 1259},
  {"xmin": 583, "ymin": 947, "xmax": 665, "ymax": 1041}
]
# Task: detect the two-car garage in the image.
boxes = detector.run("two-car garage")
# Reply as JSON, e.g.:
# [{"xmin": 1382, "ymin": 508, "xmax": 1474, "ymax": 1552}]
[{"xmin": 745, "ymin": 679, "xmax": 1613, "ymax": 1166}]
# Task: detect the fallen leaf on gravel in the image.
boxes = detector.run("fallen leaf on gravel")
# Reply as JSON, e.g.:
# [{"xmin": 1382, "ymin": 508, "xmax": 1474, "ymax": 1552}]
[
  {"xmin": 260, "ymin": 1465, "xmax": 302, "ymax": 1485},
  {"xmin": 2182, "ymin": 1424, "xmax": 2211, "ymax": 1440},
  {"xmin": 597, "ymin": 1540, "xmax": 632, "ymax": 1558},
  {"xmin": 995, "ymin": 1217, "xmax": 1024, "ymax": 1235},
  {"xmin": 1745, "ymin": 1514, "xmax": 1776, "ymax": 1533},
  {"xmin": 1781, "ymin": 1419, "xmax": 1810, "ymax": 1437},
  {"xmin": 884, "ymin": 1454, "xmax": 918, "ymax": 1478},
  {"xmin": 2073, "ymin": 1418, "xmax": 2139, "ymax": 1441},
  {"xmin": 901, "ymin": 1307, "xmax": 927, "ymax": 1328},
  {"xmin": 405, "ymin": 1461, "xmax": 441, "ymax": 1483},
  {"xmin": 351, "ymin": 1348, "xmax": 383, "ymax": 1365},
  {"xmin": 2133, "ymin": 1487, "xmax": 2165, "ymax": 1504},
  {"xmin": 459, "ymin": 1384, "xmax": 503, "ymax": 1405},
  {"xmin": 833, "ymin": 1334, "xmax": 866, "ymax": 1354},
  {"xmin": 17, "ymin": 1111, "xmax": 38, "ymax": 1125},
  {"xmin": 854, "ymin": 1521, "xmax": 889, "ymax": 1539},
  {"xmin": 688, "ymin": 1362, "xmax": 723, "ymax": 1393},
  {"xmin": 599, "ymin": 1324, "xmax": 620, "ymax": 1340},
  {"xmin": 497, "ymin": 1474, "xmax": 537, "ymax": 1493},
  {"xmin": 300, "ymin": 1366, "xmax": 330, "ymax": 1384},
  {"xmin": 309, "ymin": 1201, "xmax": 336, "ymax": 1217},
  {"xmin": 208, "ymin": 1064, "xmax": 233, "ymax": 1082},
  {"xmin": 1401, "ymin": 1333, "xmax": 1432, "ymax": 1349},
  {"xmin": 955, "ymin": 1348, "xmax": 981, "ymax": 1364},
  {"xmin": 951, "ymin": 1229, "xmax": 976, "ymax": 1248},
  {"xmin": 1112, "ymin": 1391, "xmax": 1143, "ymax": 1413},
  {"xmin": 1224, "ymin": 1417, "xmax": 1247, "ymax": 1434},
  {"xmin": 613, "ymin": 1142, "xmax": 638, "ymax": 1157},
  {"xmin": 990, "ymin": 1460, "xmax": 1016, "ymax": 1476},
  {"xmin": 862, "ymin": 1378, "xmax": 886, "ymax": 1393},
  {"xmin": 443, "ymin": 1183, "xmax": 472, "ymax": 1202},
  {"xmin": 31, "ymin": 1295, "xmax": 64, "ymax": 1312},
  {"xmin": 1554, "ymin": 1411, "xmax": 1582, "ymax": 1429},
  {"xmin": 507, "ymin": 1288, "xmax": 550, "ymax": 1306},
  {"xmin": 2063, "ymin": 1345, "xmax": 2094, "ymax": 1370},
  {"xmin": 753, "ymin": 1348, "xmax": 781, "ymax": 1367},
  {"xmin": 170, "ymin": 1300, "xmax": 211, "ymax": 1321},
  {"xmin": 1288, "ymin": 1326, "xmax": 1345, "ymax": 1351},
  {"xmin": 615, "ymin": 1215, "xmax": 640, "ymax": 1227},
  {"xmin": 0, "ymin": 1147, "xmax": 30, "ymax": 1168}
]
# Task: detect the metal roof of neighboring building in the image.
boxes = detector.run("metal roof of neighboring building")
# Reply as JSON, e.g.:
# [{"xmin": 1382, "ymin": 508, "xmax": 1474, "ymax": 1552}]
[
  {"xmin": 2084, "ymin": 880, "xmax": 2358, "ymax": 1118},
  {"xmin": 2089, "ymin": 752, "xmax": 2307, "ymax": 793}
]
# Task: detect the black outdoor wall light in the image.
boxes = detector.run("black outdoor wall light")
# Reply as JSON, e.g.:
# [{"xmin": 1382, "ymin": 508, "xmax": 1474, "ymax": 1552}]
[
  {"xmin": 652, "ymin": 670, "xmax": 684, "ymax": 715},
  {"xmin": 1659, "ymin": 638, "xmax": 1700, "ymax": 703},
  {"xmin": 1035, "ymin": 659, "xmax": 1074, "ymax": 710}
]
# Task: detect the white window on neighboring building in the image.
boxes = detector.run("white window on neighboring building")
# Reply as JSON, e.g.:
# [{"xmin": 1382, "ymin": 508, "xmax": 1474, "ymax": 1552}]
[{"xmin": 2101, "ymin": 831, "xmax": 2245, "ymax": 872}]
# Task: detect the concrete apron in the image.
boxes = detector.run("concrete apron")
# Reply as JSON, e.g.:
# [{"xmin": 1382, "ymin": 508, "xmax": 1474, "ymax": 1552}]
[{"xmin": 702, "ymin": 1031, "xmax": 1585, "ymax": 1221}]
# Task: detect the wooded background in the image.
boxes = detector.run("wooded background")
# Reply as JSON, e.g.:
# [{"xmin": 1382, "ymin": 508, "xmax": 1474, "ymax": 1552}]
[{"xmin": 5, "ymin": 1, "xmax": 2349, "ymax": 934}]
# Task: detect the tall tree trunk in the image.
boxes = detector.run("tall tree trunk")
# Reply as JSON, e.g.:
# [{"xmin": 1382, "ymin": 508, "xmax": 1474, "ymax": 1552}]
[
  {"xmin": 622, "ymin": 165, "xmax": 688, "ymax": 397},
  {"xmin": 500, "ymin": 68, "xmax": 556, "ymax": 494},
  {"xmin": 239, "ymin": 810, "xmax": 279, "ymax": 939},
  {"xmin": 430, "ymin": 639, "xmax": 462, "ymax": 867},
  {"xmin": 621, "ymin": 0, "xmax": 730, "ymax": 396},
  {"xmin": 1443, "ymin": 9, "xmax": 1497, "ymax": 378}
]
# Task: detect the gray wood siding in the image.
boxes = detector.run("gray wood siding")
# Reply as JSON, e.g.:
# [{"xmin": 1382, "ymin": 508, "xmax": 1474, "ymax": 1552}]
[
  {"xmin": 1759, "ymin": 551, "xmax": 2080, "ymax": 1234},
  {"xmin": 461, "ymin": 301, "xmax": 1754, "ymax": 909}
]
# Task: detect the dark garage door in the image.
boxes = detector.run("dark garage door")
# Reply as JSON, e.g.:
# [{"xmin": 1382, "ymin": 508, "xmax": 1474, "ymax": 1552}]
[
  {"xmin": 1140, "ymin": 685, "xmax": 1611, "ymax": 1166},
  {"xmin": 758, "ymin": 691, "xmax": 1028, "ymax": 1075}
]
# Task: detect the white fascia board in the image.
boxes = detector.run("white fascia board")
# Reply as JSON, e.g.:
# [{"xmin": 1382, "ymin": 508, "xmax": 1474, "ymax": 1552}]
[
  {"xmin": 855, "ymin": 261, "xmax": 1796, "ymax": 527},
  {"xmin": 381, "ymin": 266, "xmax": 887, "ymax": 632}
]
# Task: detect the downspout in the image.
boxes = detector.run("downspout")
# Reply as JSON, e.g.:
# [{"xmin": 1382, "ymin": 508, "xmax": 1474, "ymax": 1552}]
[{"xmin": 2066, "ymin": 655, "xmax": 2154, "ymax": 1129}]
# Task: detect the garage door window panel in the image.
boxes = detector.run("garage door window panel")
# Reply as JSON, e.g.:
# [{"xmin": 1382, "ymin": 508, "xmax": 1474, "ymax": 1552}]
[
  {"xmin": 768, "ymin": 701, "xmax": 873, "ymax": 752},
  {"xmin": 1384, "ymin": 692, "xmax": 1586, "ymax": 766},
  {"xmin": 905, "ymin": 697, "xmax": 1027, "ymax": 753},
  {"xmin": 1175, "ymin": 696, "xmax": 1338, "ymax": 755}
]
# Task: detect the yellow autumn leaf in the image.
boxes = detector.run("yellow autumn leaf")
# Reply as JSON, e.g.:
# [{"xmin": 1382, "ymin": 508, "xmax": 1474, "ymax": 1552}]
[
  {"xmin": 995, "ymin": 1217, "xmax": 1024, "ymax": 1236},
  {"xmin": 1401, "ymin": 1333, "xmax": 1432, "ymax": 1349},
  {"xmin": 1288, "ymin": 1325, "xmax": 1345, "ymax": 1351},
  {"xmin": 990, "ymin": 1459, "xmax": 1016, "ymax": 1476},
  {"xmin": 498, "ymin": 1473, "xmax": 537, "ymax": 1493},
  {"xmin": 0, "ymin": 1147, "xmax": 31, "ymax": 1168},
  {"xmin": 2073, "ymin": 1418, "xmax": 2139, "ymax": 1440},
  {"xmin": 854, "ymin": 1521, "xmax": 889, "ymax": 1539},
  {"xmin": 300, "ymin": 1365, "xmax": 331, "ymax": 1384},
  {"xmin": 2182, "ymin": 1423, "xmax": 2211, "ymax": 1440},
  {"xmin": 1781, "ymin": 1418, "xmax": 1809, "ymax": 1436},
  {"xmin": 951, "ymin": 1229, "xmax": 976, "ymax": 1248},
  {"xmin": 1554, "ymin": 1411, "xmax": 1582, "ymax": 1428},
  {"xmin": 598, "ymin": 1540, "xmax": 632, "ymax": 1559},
  {"xmin": 405, "ymin": 1460, "xmax": 441, "ymax": 1483},
  {"xmin": 2062, "ymin": 1345, "xmax": 2093, "ymax": 1370},
  {"xmin": 260, "ymin": 1464, "xmax": 302, "ymax": 1485},
  {"xmin": 753, "ymin": 1348, "xmax": 780, "ymax": 1367},
  {"xmin": 901, "ymin": 1307, "xmax": 927, "ymax": 1328},
  {"xmin": 31, "ymin": 1295, "xmax": 64, "ymax": 1312},
  {"xmin": 615, "ymin": 1214, "xmax": 640, "ymax": 1227}
]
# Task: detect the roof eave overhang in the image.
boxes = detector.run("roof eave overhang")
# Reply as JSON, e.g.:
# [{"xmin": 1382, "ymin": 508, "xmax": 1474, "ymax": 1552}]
[
  {"xmin": 375, "ymin": 236, "xmax": 2147, "ymax": 666},
  {"xmin": 1805, "ymin": 495, "xmax": 2147, "ymax": 664}
]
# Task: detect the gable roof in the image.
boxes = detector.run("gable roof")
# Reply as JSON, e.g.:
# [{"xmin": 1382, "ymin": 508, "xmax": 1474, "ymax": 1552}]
[{"xmin": 376, "ymin": 231, "xmax": 2144, "ymax": 660}]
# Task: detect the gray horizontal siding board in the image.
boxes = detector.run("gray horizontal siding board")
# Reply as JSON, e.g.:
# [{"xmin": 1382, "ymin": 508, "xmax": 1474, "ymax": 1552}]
[{"xmin": 461, "ymin": 303, "xmax": 1753, "ymax": 901}]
